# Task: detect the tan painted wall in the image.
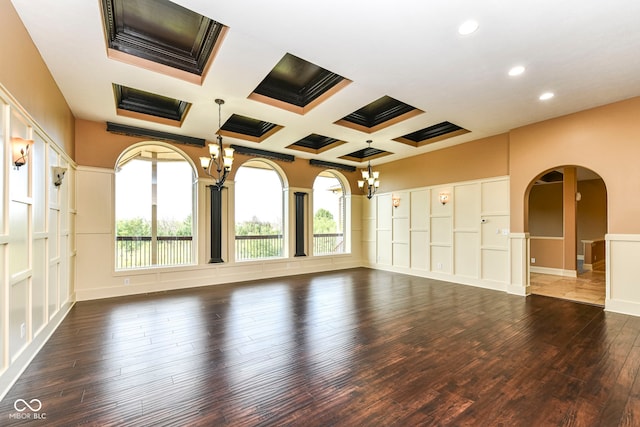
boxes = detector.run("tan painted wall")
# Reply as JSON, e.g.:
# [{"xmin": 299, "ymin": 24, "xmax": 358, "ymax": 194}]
[
  {"xmin": 0, "ymin": 0, "xmax": 74, "ymax": 158},
  {"xmin": 577, "ymin": 179, "xmax": 607, "ymax": 244},
  {"xmin": 75, "ymin": 118, "xmax": 360, "ymax": 191},
  {"xmin": 510, "ymin": 96, "xmax": 640, "ymax": 234},
  {"xmin": 529, "ymin": 183, "xmax": 563, "ymax": 237},
  {"xmin": 374, "ymin": 134, "xmax": 509, "ymax": 192},
  {"xmin": 530, "ymin": 238, "xmax": 564, "ymax": 269}
]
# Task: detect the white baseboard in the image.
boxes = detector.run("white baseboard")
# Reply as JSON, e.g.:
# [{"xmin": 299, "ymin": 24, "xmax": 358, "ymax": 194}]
[{"xmin": 530, "ymin": 266, "xmax": 577, "ymax": 277}]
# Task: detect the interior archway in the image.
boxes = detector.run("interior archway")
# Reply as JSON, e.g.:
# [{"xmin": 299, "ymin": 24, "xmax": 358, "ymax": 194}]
[{"xmin": 526, "ymin": 166, "xmax": 607, "ymax": 305}]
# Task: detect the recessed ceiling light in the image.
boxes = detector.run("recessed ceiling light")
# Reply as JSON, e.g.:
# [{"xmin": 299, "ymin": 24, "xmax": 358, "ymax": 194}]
[
  {"xmin": 508, "ymin": 65, "xmax": 525, "ymax": 76},
  {"xmin": 458, "ymin": 20, "xmax": 479, "ymax": 35},
  {"xmin": 539, "ymin": 92, "xmax": 555, "ymax": 101}
]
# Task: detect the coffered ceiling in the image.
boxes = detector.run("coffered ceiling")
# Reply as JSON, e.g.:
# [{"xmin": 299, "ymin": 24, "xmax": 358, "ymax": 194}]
[{"xmin": 10, "ymin": 0, "xmax": 640, "ymax": 167}]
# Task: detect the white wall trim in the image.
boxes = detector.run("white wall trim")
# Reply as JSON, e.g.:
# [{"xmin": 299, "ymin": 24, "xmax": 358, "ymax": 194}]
[
  {"xmin": 530, "ymin": 266, "xmax": 577, "ymax": 277},
  {"xmin": 76, "ymin": 255, "xmax": 362, "ymax": 301},
  {"xmin": 0, "ymin": 301, "xmax": 74, "ymax": 401}
]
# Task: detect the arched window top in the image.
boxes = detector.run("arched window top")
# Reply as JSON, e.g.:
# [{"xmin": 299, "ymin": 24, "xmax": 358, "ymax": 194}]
[
  {"xmin": 313, "ymin": 170, "xmax": 349, "ymax": 195},
  {"xmin": 233, "ymin": 158, "xmax": 288, "ymax": 188},
  {"xmin": 115, "ymin": 141, "xmax": 196, "ymax": 173}
]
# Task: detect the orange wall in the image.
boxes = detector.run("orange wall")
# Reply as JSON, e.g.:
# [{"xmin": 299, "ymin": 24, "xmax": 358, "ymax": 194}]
[
  {"xmin": 0, "ymin": 0, "xmax": 74, "ymax": 158},
  {"xmin": 510, "ymin": 96, "xmax": 640, "ymax": 233},
  {"xmin": 530, "ymin": 238, "xmax": 564, "ymax": 269},
  {"xmin": 374, "ymin": 134, "xmax": 509, "ymax": 192},
  {"xmin": 74, "ymin": 118, "xmax": 360, "ymax": 190},
  {"xmin": 577, "ymin": 179, "xmax": 607, "ymax": 243},
  {"xmin": 529, "ymin": 183, "xmax": 563, "ymax": 237}
]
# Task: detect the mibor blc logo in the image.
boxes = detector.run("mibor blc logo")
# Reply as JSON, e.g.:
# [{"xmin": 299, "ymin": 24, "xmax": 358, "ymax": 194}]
[{"xmin": 10, "ymin": 398, "xmax": 47, "ymax": 420}]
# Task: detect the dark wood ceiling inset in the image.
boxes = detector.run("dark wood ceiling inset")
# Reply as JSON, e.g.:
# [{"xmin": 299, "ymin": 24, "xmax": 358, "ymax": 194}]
[
  {"xmin": 101, "ymin": 0, "xmax": 228, "ymax": 84},
  {"xmin": 335, "ymin": 95, "xmax": 424, "ymax": 133},
  {"xmin": 219, "ymin": 114, "xmax": 283, "ymax": 143},
  {"xmin": 340, "ymin": 145, "xmax": 392, "ymax": 163},
  {"xmin": 287, "ymin": 134, "xmax": 346, "ymax": 154},
  {"xmin": 113, "ymin": 84, "xmax": 191, "ymax": 126},
  {"xmin": 393, "ymin": 121, "xmax": 469, "ymax": 147},
  {"xmin": 248, "ymin": 53, "xmax": 351, "ymax": 115}
]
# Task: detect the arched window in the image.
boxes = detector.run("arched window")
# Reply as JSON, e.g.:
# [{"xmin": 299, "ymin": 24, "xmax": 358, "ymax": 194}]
[
  {"xmin": 115, "ymin": 143, "xmax": 195, "ymax": 269},
  {"xmin": 234, "ymin": 160, "xmax": 285, "ymax": 261},
  {"xmin": 313, "ymin": 171, "xmax": 348, "ymax": 255}
]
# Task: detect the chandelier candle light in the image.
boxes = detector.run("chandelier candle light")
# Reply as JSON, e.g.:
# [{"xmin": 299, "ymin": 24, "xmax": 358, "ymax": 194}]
[
  {"xmin": 357, "ymin": 140, "xmax": 380, "ymax": 199},
  {"xmin": 200, "ymin": 98, "xmax": 234, "ymax": 190}
]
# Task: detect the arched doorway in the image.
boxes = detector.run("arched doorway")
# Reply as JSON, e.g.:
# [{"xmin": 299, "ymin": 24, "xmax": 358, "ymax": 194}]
[{"xmin": 527, "ymin": 166, "xmax": 607, "ymax": 305}]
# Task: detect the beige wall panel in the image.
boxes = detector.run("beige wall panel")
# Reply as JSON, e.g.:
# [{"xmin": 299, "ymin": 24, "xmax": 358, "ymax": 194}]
[
  {"xmin": 9, "ymin": 278, "xmax": 28, "ymax": 360},
  {"xmin": 481, "ymin": 215, "xmax": 510, "ymax": 249},
  {"xmin": 410, "ymin": 231, "xmax": 429, "ymax": 270},
  {"xmin": 363, "ymin": 241, "xmax": 377, "ymax": 264},
  {"xmin": 377, "ymin": 194, "xmax": 392, "ymax": 230},
  {"xmin": 392, "ymin": 191, "xmax": 409, "ymax": 218},
  {"xmin": 377, "ymin": 230, "xmax": 392, "ymax": 265},
  {"xmin": 75, "ymin": 233, "xmax": 114, "ymax": 294},
  {"xmin": 482, "ymin": 179, "xmax": 509, "ymax": 214},
  {"xmin": 376, "ymin": 134, "xmax": 509, "ymax": 192},
  {"xmin": 431, "ymin": 217, "xmax": 452, "ymax": 245},
  {"xmin": 454, "ymin": 183, "xmax": 480, "ymax": 229},
  {"xmin": 393, "ymin": 218, "xmax": 410, "ymax": 243},
  {"xmin": 393, "ymin": 243, "xmax": 410, "ymax": 268},
  {"xmin": 482, "ymin": 250, "xmax": 508, "ymax": 283},
  {"xmin": 76, "ymin": 168, "xmax": 113, "ymax": 235},
  {"xmin": 363, "ymin": 218, "xmax": 376, "ymax": 241},
  {"xmin": 431, "ymin": 246, "xmax": 452, "ymax": 273},
  {"xmin": 530, "ymin": 238, "xmax": 563, "ymax": 269},
  {"xmin": 454, "ymin": 232, "xmax": 479, "ymax": 278},
  {"xmin": 432, "ymin": 187, "xmax": 453, "ymax": 216},
  {"xmin": 608, "ymin": 239, "xmax": 640, "ymax": 302},
  {"xmin": 410, "ymin": 190, "xmax": 429, "ymax": 230}
]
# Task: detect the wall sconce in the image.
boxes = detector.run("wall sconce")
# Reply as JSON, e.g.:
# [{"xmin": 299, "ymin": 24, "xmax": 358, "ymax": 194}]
[
  {"xmin": 439, "ymin": 191, "xmax": 450, "ymax": 205},
  {"xmin": 11, "ymin": 137, "xmax": 34, "ymax": 169},
  {"xmin": 52, "ymin": 166, "xmax": 67, "ymax": 187},
  {"xmin": 392, "ymin": 196, "xmax": 400, "ymax": 208}
]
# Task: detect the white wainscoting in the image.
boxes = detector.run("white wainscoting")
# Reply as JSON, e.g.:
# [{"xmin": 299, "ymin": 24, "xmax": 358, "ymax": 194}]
[
  {"xmin": 364, "ymin": 176, "xmax": 510, "ymax": 292},
  {"xmin": 606, "ymin": 234, "xmax": 640, "ymax": 316}
]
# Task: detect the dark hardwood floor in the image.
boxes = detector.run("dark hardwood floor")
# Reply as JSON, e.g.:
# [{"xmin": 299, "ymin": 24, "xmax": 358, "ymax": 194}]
[{"xmin": 2, "ymin": 268, "xmax": 640, "ymax": 426}]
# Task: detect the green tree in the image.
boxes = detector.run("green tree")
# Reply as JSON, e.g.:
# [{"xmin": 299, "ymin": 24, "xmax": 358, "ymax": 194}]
[
  {"xmin": 236, "ymin": 216, "xmax": 280, "ymax": 236},
  {"xmin": 235, "ymin": 216, "xmax": 282, "ymax": 259},
  {"xmin": 116, "ymin": 217, "xmax": 151, "ymax": 236},
  {"xmin": 313, "ymin": 208, "xmax": 337, "ymax": 233}
]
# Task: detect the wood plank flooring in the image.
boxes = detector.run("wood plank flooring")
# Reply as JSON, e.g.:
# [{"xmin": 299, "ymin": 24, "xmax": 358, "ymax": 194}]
[
  {"xmin": 2, "ymin": 268, "xmax": 640, "ymax": 426},
  {"xmin": 530, "ymin": 270, "xmax": 606, "ymax": 306}
]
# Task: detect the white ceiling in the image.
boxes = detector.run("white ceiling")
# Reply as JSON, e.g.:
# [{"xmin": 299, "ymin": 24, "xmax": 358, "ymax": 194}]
[{"xmin": 10, "ymin": 0, "xmax": 640, "ymax": 166}]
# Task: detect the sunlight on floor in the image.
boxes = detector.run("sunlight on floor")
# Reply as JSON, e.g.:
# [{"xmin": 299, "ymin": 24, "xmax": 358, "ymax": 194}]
[{"xmin": 530, "ymin": 270, "xmax": 605, "ymax": 306}]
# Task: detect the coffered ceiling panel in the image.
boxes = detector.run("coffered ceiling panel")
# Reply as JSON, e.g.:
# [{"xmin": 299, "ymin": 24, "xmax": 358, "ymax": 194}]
[{"xmin": 11, "ymin": 0, "xmax": 640, "ymax": 168}]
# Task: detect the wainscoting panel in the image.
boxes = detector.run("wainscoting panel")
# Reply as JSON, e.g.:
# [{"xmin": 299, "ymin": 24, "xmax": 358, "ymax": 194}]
[
  {"xmin": 606, "ymin": 234, "xmax": 640, "ymax": 316},
  {"xmin": 410, "ymin": 230, "xmax": 429, "ymax": 271},
  {"xmin": 455, "ymin": 232, "xmax": 479, "ymax": 278},
  {"xmin": 367, "ymin": 177, "xmax": 510, "ymax": 292}
]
